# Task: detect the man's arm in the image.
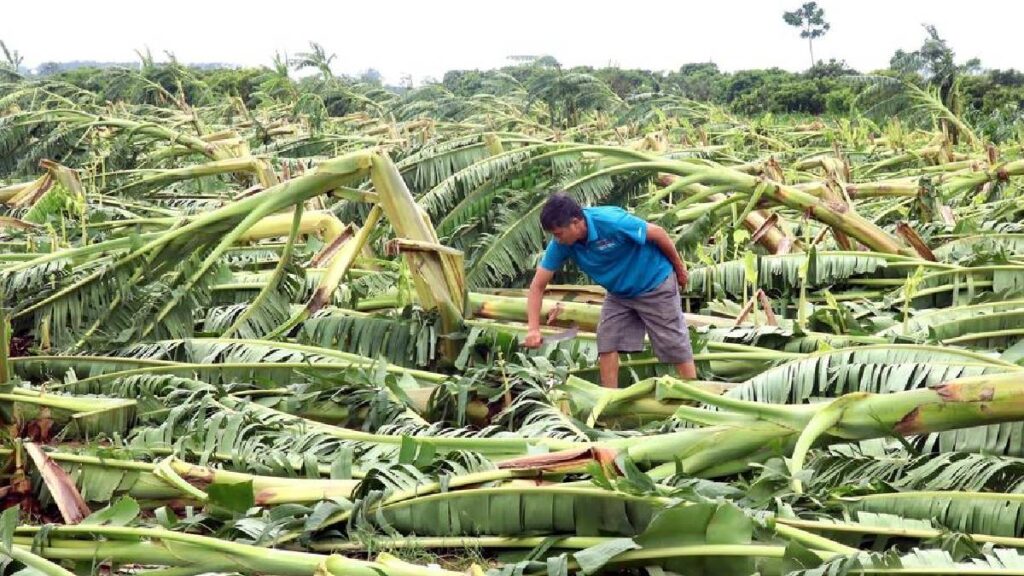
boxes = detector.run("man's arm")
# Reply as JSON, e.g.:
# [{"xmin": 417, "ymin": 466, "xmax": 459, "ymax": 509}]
[
  {"xmin": 646, "ymin": 223, "xmax": 688, "ymax": 286},
  {"xmin": 524, "ymin": 266, "xmax": 555, "ymax": 348}
]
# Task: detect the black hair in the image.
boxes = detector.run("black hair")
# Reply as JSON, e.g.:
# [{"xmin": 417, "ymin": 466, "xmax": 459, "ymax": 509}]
[{"xmin": 540, "ymin": 192, "xmax": 583, "ymax": 231}]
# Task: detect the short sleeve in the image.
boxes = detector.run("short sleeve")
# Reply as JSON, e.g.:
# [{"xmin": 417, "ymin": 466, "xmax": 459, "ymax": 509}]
[
  {"xmin": 614, "ymin": 210, "xmax": 648, "ymax": 244},
  {"xmin": 539, "ymin": 240, "xmax": 570, "ymax": 271}
]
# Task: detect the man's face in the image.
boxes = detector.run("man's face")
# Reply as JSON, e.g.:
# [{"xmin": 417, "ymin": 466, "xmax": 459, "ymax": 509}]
[{"xmin": 548, "ymin": 217, "xmax": 585, "ymax": 245}]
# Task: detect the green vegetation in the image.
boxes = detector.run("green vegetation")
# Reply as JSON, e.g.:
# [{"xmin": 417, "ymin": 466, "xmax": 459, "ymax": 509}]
[{"xmin": 1, "ymin": 26, "xmax": 1024, "ymax": 576}]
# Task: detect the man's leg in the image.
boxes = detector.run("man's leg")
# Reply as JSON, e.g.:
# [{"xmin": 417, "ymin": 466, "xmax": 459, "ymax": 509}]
[
  {"xmin": 599, "ymin": 351, "xmax": 620, "ymax": 389},
  {"xmin": 675, "ymin": 360, "xmax": 697, "ymax": 380},
  {"xmin": 596, "ymin": 295, "xmax": 645, "ymax": 390},
  {"xmin": 636, "ymin": 275, "xmax": 696, "ymax": 379}
]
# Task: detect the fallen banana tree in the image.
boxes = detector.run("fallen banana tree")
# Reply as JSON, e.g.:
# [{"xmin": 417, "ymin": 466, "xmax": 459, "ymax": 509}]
[
  {"xmin": 601, "ymin": 371, "xmax": 1024, "ymax": 477},
  {"xmin": 1, "ymin": 149, "xmax": 466, "ymax": 358},
  {"xmin": 4, "ymin": 521, "xmax": 470, "ymax": 576},
  {"xmin": 2, "ymin": 445, "xmax": 360, "ymax": 507}
]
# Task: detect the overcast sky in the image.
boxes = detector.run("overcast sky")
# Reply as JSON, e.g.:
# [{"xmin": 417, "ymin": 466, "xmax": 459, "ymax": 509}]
[{"xmin": 2, "ymin": 0, "xmax": 1020, "ymax": 85}]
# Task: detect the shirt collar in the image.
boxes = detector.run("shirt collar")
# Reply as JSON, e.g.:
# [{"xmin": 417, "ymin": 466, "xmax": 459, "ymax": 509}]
[{"xmin": 583, "ymin": 209, "xmax": 598, "ymax": 244}]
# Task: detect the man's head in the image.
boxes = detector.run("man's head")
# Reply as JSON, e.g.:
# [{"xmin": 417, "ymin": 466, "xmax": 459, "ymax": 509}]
[{"xmin": 540, "ymin": 193, "xmax": 587, "ymax": 245}]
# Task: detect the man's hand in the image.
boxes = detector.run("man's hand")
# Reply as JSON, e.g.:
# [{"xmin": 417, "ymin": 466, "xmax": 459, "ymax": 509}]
[
  {"xmin": 676, "ymin": 267, "xmax": 689, "ymax": 289},
  {"xmin": 526, "ymin": 267, "xmax": 555, "ymax": 349}
]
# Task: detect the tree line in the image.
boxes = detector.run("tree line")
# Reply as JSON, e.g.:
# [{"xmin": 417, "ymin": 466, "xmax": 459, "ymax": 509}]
[{"xmin": 1, "ymin": 18, "xmax": 1022, "ymax": 129}]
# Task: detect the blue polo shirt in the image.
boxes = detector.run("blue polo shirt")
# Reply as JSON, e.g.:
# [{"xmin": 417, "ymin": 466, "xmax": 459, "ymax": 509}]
[{"xmin": 539, "ymin": 207, "xmax": 672, "ymax": 298}]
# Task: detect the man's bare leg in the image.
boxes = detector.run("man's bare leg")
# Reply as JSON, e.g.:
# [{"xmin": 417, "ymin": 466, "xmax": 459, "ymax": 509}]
[
  {"xmin": 599, "ymin": 351, "xmax": 620, "ymax": 389},
  {"xmin": 675, "ymin": 360, "xmax": 697, "ymax": 380}
]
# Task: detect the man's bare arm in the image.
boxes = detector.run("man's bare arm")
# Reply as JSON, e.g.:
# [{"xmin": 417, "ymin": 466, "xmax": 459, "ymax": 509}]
[
  {"xmin": 646, "ymin": 223, "xmax": 688, "ymax": 285},
  {"xmin": 524, "ymin": 267, "xmax": 555, "ymax": 347}
]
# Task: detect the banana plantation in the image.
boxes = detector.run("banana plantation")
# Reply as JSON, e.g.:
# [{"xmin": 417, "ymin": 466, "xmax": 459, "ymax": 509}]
[{"xmin": 4, "ymin": 61, "xmax": 1024, "ymax": 576}]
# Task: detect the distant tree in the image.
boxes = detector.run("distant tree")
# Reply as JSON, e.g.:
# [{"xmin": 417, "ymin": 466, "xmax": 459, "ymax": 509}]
[
  {"xmin": 596, "ymin": 67, "xmax": 661, "ymax": 98},
  {"xmin": 890, "ymin": 25, "xmax": 980, "ymax": 103},
  {"xmin": 359, "ymin": 68, "xmax": 383, "ymax": 86},
  {"xmin": 442, "ymin": 69, "xmax": 489, "ymax": 95},
  {"xmin": 783, "ymin": 2, "xmax": 830, "ymax": 68},
  {"xmin": 36, "ymin": 62, "xmax": 63, "ymax": 77},
  {"xmin": 253, "ymin": 51, "xmax": 298, "ymax": 103},
  {"xmin": 884, "ymin": 25, "xmax": 987, "ymax": 142},
  {"xmin": 293, "ymin": 42, "xmax": 336, "ymax": 80},
  {"xmin": 989, "ymin": 69, "xmax": 1024, "ymax": 87},
  {"xmin": 526, "ymin": 68, "xmax": 621, "ymax": 127},
  {"xmin": 806, "ymin": 58, "xmax": 858, "ymax": 78},
  {"xmin": 669, "ymin": 63, "xmax": 724, "ymax": 101},
  {"xmin": 839, "ymin": 25, "xmax": 985, "ymax": 144},
  {"xmin": 534, "ymin": 55, "xmax": 561, "ymax": 69}
]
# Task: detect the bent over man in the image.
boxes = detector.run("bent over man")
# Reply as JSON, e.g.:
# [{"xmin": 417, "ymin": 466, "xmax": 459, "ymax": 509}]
[{"xmin": 523, "ymin": 193, "xmax": 697, "ymax": 388}]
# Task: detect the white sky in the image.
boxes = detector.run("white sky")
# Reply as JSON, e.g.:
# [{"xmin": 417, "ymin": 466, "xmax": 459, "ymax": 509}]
[{"xmin": 2, "ymin": 0, "xmax": 1020, "ymax": 85}]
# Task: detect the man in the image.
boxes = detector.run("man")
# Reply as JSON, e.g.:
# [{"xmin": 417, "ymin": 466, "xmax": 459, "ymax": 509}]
[{"xmin": 523, "ymin": 193, "xmax": 697, "ymax": 388}]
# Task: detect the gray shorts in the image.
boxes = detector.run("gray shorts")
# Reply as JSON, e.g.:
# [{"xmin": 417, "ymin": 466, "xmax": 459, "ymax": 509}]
[{"xmin": 597, "ymin": 274, "xmax": 693, "ymax": 363}]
